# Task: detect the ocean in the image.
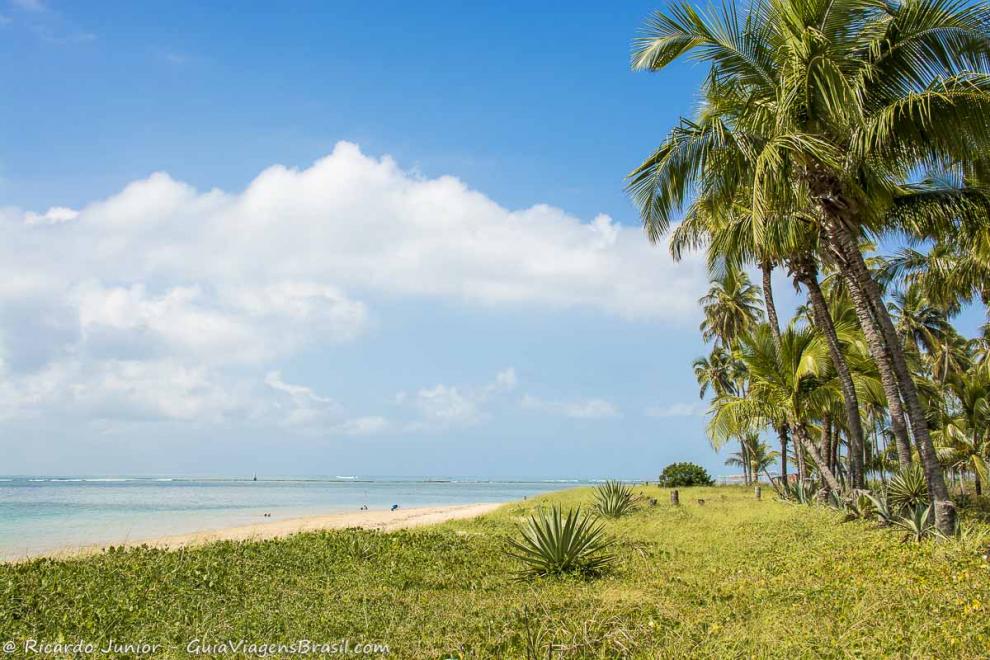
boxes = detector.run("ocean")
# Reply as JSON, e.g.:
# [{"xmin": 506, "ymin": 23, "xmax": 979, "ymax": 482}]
[{"xmin": 0, "ymin": 476, "xmax": 584, "ymax": 560}]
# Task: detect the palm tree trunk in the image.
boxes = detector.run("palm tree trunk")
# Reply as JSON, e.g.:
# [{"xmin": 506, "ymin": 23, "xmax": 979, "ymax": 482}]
[
  {"xmin": 820, "ymin": 238, "xmax": 913, "ymax": 468},
  {"xmin": 777, "ymin": 425, "xmax": 789, "ymax": 484},
  {"xmin": 822, "ymin": 216, "xmax": 956, "ymax": 534},
  {"xmin": 763, "ymin": 260, "xmax": 796, "ymax": 490},
  {"xmin": 762, "ymin": 261, "xmax": 781, "ymax": 342},
  {"xmin": 822, "ymin": 413, "xmax": 833, "ymax": 481},
  {"xmin": 794, "ymin": 424, "xmax": 842, "ymax": 493},
  {"xmin": 797, "ymin": 267, "xmax": 866, "ymax": 488},
  {"xmin": 976, "ymin": 470, "xmax": 983, "ymax": 497},
  {"xmin": 796, "ymin": 437, "xmax": 807, "ymax": 484},
  {"xmin": 838, "ymin": 430, "xmax": 845, "ymax": 482}
]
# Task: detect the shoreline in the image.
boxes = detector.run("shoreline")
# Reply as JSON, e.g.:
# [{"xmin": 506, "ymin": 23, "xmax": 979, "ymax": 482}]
[{"xmin": 4, "ymin": 502, "xmax": 502, "ymax": 563}]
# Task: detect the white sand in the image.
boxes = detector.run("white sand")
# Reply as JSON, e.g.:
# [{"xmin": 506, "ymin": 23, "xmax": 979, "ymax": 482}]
[{"xmin": 13, "ymin": 503, "xmax": 502, "ymax": 562}]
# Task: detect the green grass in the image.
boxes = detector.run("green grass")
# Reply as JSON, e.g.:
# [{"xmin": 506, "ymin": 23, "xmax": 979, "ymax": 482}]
[{"xmin": 2, "ymin": 486, "xmax": 990, "ymax": 657}]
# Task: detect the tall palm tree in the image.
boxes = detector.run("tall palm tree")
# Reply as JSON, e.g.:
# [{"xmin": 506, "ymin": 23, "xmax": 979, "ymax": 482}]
[
  {"xmin": 789, "ymin": 254, "xmax": 868, "ymax": 487},
  {"xmin": 626, "ymin": 0, "xmax": 990, "ymax": 533}
]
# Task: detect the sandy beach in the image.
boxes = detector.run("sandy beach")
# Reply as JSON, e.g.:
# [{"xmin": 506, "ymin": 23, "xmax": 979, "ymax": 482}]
[{"xmin": 13, "ymin": 503, "xmax": 502, "ymax": 562}]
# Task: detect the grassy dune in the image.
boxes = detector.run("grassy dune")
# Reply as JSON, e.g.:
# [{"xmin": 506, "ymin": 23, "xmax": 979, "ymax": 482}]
[{"xmin": 2, "ymin": 486, "xmax": 989, "ymax": 657}]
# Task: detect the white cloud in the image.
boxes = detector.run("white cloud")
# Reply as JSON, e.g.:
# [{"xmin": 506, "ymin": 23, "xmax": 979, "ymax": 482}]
[
  {"xmin": 404, "ymin": 384, "xmax": 480, "ymax": 427},
  {"xmin": 331, "ymin": 416, "xmax": 390, "ymax": 436},
  {"xmin": 520, "ymin": 394, "xmax": 619, "ymax": 419},
  {"xmin": 0, "ymin": 142, "xmax": 706, "ymax": 427},
  {"xmin": 24, "ymin": 206, "xmax": 78, "ymax": 224},
  {"xmin": 398, "ymin": 368, "xmax": 518, "ymax": 430},
  {"xmin": 0, "ymin": 358, "xmax": 253, "ymax": 423},
  {"xmin": 644, "ymin": 401, "xmax": 707, "ymax": 418}
]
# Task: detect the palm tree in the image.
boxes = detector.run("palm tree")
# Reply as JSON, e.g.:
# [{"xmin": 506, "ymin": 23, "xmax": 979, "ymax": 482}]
[
  {"xmin": 709, "ymin": 324, "xmax": 843, "ymax": 493},
  {"xmin": 626, "ymin": 0, "xmax": 990, "ymax": 533},
  {"xmin": 789, "ymin": 254, "xmax": 868, "ymax": 487},
  {"xmin": 725, "ymin": 434, "xmax": 780, "ymax": 483},
  {"xmin": 693, "ymin": 346, "xmax": 740, "ymax": 399},
  {"xmin": 935, "ymin": 370, "xmax": 990, "ymax": 495},
  {"xmin": 699, "ymin": 264, "xmax": 764, "ymax": 348},
  {"xmin": 891, "ymin": 285, "xmax": 954, "ymax": 359}
]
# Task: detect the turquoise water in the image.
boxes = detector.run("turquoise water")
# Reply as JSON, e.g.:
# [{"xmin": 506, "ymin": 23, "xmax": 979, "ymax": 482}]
[{"xmin": 0, "ymin": 476, "xmax": 578, "ymax": 560}]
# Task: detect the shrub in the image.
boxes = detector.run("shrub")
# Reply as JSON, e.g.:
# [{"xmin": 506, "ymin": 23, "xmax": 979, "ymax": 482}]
[
  {"xmin": 658, "ymin": 462, "xmax": 714, "ymax": 488},
  {"xmin": 505, "ymin": 505, "xmax": 615, "ymax": 578},
  {"xmin": 594, "ymin": 480, "xmax": 638, "ymax": 518}
]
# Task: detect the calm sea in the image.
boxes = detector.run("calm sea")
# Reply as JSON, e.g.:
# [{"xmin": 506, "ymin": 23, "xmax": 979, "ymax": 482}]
[{"xmin": 0, "ymin": 476, "xmax": 583, "ymax": 560}]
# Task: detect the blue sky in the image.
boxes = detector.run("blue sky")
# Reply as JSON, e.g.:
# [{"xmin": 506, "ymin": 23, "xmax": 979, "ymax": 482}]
[{"xmin": 0, "ymin": 1, "xmax": 983, "ymax": 479}]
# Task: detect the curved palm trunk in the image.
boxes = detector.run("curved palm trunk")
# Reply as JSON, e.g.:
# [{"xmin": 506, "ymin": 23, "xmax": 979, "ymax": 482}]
[
  {"xmin": 803, "ymin": 170, "xmax": 913, "ymax": 467},
  {"xmin": 762, "ymin": 261, "xmax": 781, "ymax": 342},
  {"xmin": 795, "ymin": 265, "xmax": 866, "ymax": 488},
  {"xmin": 793, "ymin": 424, "xmax": 842, "ymax": 493},
  {"xmin": 823, "ymin": 216, "xmax": 956, "ymax": 534},
  {"xmin": 762, "ymin": 261, "xmax": 794, "ymax": 488},
  {"xmin": 829, "ymin": 254, "xmax": 913, "ymax": 467}
]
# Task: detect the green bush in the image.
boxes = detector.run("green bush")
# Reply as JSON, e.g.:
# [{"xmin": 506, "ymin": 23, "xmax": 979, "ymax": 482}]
[{"xmin": 658, "ymin": 462, "xmax": 714, "ymax": 487}]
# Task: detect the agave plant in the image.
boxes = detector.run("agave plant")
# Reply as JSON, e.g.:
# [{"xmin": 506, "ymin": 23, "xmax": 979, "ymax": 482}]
[
  {"xmin": 842, "ymin": 492, "xmax": 876, "ymax": 522},
  {"xmin": 780, "ymin": 479, "xmax": 814, "ymax": 506},
  {"xmin": 893, "ymin": 504, "xmax": 937, "ymax": 543},
  {"xmin": 506, "ymin": 505, "xmax": 615, "ymax": 578},
  {"xmin": 594, "ymin": 480, "xmax": 638, "ymax": 518},
  {"xmin": 888, "ymin": 466, "xmax": 930, "ymax": 513},
  {"xmin": 864, "ymin": 491, "xmax": 895, "ymax": 526}
]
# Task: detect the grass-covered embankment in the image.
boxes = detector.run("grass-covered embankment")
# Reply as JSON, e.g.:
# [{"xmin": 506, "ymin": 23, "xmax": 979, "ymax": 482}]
[{"xmin": 2, "ymin": 486, "xmax": 989, "ymax": 657}]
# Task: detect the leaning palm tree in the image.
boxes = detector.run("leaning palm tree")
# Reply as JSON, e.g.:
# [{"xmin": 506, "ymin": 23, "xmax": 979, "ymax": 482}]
[{"xmin": 626, "ymin": 0, "xmax": 990, "ymax": 533}]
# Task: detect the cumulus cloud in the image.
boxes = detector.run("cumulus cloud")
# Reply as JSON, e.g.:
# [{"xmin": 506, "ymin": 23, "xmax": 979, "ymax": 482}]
[
  {"xmin": 0, "ymin": 142, "xmax": 705, "ymax": 428},
  {"xmin": 24, "ymin": 206, "xmax": 77, "ymax": 224},
  {"xmin": 398, "ymin": 368, "xmax": 518, "ymax": 430},
  {"xmin": 520, "ymin": 394, "xmax": 619, "ymax": 419}
]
